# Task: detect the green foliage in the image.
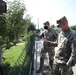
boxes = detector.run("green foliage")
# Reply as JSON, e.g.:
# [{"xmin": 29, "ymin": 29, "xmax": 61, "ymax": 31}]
[
  {"xmin": 0, "ymin": 16, "xmax": 6, "ymax": 37},
  {"xmin": 27, "ymin": 22, "xmax": 36, "ymax": 32},
  {"xmin": 70, "ymin": 25, "xmax": 76, "ymax": 32},
  {"xmin": 0, "ymin": 0, "xmax": 33, "ymax": 50},
  {"xmin": 3, "ymin": 43, "xmax": 25, "ymax": 66},
  {"xmin": 5, "ymin": 0, "xmax": 26, "ymax": 44},
  {"xmin": 3, "ymin": 35, "xmax": 35, "ymax": 75},
  {"xmin": 51, "ymin": 24, "xmax": 55, "ymax": 28},
  {"xmin": 0, "ymin": 2, "xmax": 35, "ymax": 74},
  {"xmin": 36, "ymin": 29, "xmax": 40, "ymax": 33},
  {"xmin": 0, "ymin": 0, "xmax": 35, "ymax": 74},
  {"xmin": 2, "ymin": 43, "xmax": 25, "ymax": 75}
]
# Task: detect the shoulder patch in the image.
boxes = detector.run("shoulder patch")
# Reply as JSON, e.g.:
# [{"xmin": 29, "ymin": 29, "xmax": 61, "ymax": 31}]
[
  {"xmin": 73, "ymin": 38, "xmax": 76, "ymax": 45},
  {"xmin": 73, "ymin": 33, "xmax": 76, "ymax": 40},
  {"xmin": 74, "ymin": 38, "xmax": 76, "ymax": 41}
]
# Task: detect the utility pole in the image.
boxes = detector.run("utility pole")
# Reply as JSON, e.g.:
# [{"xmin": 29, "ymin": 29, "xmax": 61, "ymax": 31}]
[
  {"xmin": 50, "ymin": 17, "xmax": 52, "ymax": 25},
  {"xmin": 38, "ymin": 18, "xmax": 39, "ymax": 29}
]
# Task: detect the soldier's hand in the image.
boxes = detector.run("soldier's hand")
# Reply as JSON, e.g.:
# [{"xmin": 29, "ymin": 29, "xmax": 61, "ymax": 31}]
[
  {"xmin": 42, "ymin": 37, "xmax": 48, "ymax": 43},
  {"xmin": 41, "ymin": 33, "xmax": 44, "ymax": 37}
]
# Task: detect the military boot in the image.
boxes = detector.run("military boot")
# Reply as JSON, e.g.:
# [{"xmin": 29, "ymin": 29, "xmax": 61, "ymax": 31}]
[
  {"xmin": 36, "ymin": 57, "xmax": 44, "ymax": 73},
  {"xmin": 49, "ymin": 59, "xmax": 53, "ymax": 69}
]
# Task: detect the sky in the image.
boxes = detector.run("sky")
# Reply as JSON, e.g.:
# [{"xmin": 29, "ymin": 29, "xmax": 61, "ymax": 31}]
[{"xmin": 5, "ymin": 0, "xmax": 76, "ymax": 28}]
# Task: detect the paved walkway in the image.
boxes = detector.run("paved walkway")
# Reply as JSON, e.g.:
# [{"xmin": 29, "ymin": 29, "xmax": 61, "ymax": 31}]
[{"xmin": 33, "ymin": 40, "xmax": 76, "ymax": 75}]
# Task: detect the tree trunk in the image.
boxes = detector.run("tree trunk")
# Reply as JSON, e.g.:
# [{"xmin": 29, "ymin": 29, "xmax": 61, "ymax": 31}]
[{"xmin": 0, "ymin": 50, "xmax": 3, "ymax": 65}]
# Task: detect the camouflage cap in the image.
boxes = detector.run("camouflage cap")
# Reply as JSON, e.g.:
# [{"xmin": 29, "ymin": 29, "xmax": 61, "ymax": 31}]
[
  {"xmin": 43, "ymin": 21, "xmax": 50, "ymax": 25},
  {"xmin": 57, "ymin": 16, "xmax": 68, "ymax": 24}
]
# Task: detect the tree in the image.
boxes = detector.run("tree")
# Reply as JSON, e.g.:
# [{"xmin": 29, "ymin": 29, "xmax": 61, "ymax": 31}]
[
  {"xmin": 0, "ymin": 0, "xmax": 31, "ymax": 65},
  {"xmin": 70, "ymin": 25, "xmax": 76, "ymax": 32},
  {"xmin": 27, "ymin": 22, "xmax": 36, "ymax": 32},
  {"xmin": 5, "ymin": 0, "xmax": 26, "ymax": 44},
  {"xmin": 51, "ymin": 24, "xmax": 55, "ymax": 28}
]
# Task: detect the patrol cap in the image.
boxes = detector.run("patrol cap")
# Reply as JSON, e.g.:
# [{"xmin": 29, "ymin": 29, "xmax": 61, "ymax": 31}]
[
  {"xmin": 57, "ymin": 16, "xmax": 68, "ymax": 24},
  {"xmin": 56, "ymin": 16, "xmax": 68, "ymax": 27},
  {"xmin": 43, "ymin": 21, "xmax": 50, "ymax": 25}
]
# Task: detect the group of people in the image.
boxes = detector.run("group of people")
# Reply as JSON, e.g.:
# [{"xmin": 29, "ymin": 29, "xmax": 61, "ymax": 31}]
[{"xmin": 32, "ymin": 16, "xmax": 76, "ymax": 75}]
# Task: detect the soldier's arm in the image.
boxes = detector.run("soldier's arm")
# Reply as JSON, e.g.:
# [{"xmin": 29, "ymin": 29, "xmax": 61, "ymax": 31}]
[
  {"xmin": 32, "ymin": 31, "xmax": 44, "ymax": 38},
  {"xmin": 66, "ymin": 34, "xmax": 76, "ymax": 66},
  {"xmin": 43, "ymin": 37, "xmax": 58, "ymax": 47},
  {"xmin": 53, "ymin": 30, "xmax": 58, "ymax": 41},
  {"xmin": 48, "ymin": 30, "xmax": 58, "ymax": 47}
]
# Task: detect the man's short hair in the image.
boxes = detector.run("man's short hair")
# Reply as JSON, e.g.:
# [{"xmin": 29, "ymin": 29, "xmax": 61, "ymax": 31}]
[
  {"xmin": 43, "ymin": 21, "xmax": 50, "ymax": 25},
  {"xmin": 57, "ymin": 16, "xmax": 68, "ymax": 24}
]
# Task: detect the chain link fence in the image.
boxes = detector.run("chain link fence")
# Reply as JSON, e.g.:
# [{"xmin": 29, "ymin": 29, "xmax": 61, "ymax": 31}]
[{"xmin": 8, "ymin": 34, "xmax": 35, "ymax": 75}]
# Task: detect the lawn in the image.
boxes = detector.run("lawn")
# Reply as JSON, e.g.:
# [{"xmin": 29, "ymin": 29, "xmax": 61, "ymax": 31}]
[
  {"xmin": 2, "ymin": 43, "xmax": 25, "ymax": 66},
  {"xmin": 2, "ymin": 35, "xmax": 35, "ymax": 75},
  {"xmin": 2, "ymin": 43, "xmax": 25, "ymax": 75}
]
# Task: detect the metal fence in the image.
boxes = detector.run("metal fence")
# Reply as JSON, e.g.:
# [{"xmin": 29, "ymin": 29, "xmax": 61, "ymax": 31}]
[{"xmin": 8, "ymin": 34, "xmax": 35, "ymax": 75}]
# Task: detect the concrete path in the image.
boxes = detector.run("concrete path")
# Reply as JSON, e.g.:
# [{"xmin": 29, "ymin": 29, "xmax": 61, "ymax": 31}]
[
  {"xmin": 33, "ymin": 40, "xmax": 76, "ymax": 75},
  {"xmin": 33, "ymin": 40, "xmax": 52, "ymax": 75},
  {"xmin": 73, "ymin": 65, "xmax": 76, "ymax": 75}
]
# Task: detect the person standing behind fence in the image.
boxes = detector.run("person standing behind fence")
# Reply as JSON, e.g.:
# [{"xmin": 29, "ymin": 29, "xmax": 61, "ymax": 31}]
[
  {"xmin": 49, "ymin": 16, "xmax": 76, "ymax": 75},
  {"xmin": 32, "ymin": 21, "xmax": 58, "ymax": 73}
]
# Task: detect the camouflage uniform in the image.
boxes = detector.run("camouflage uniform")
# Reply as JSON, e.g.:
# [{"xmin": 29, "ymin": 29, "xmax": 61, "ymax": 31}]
[
  {"xmin": 36, "ymin": 28, "xmax": 58, "ymax": 72},
  {"xmin": 53, "ymin": 28, "xmax": 75, "ymax": 75}
]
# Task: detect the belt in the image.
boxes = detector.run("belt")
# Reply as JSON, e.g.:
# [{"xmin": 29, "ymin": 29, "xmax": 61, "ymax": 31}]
[
  {"xmin": 44, "ymin": 46, "xmax": 55, "ymax": 49},
  {"xmin": 44, "ymin": 47, "xmax": 54, "ymax": 50}
]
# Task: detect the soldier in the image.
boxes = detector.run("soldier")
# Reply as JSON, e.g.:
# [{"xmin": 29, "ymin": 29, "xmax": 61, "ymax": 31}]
[
  {"xmin": 32, "ymin": 21, "xmax": 58, "ymax": 73},
  {"xmin": 44, "ymin": 16, "xmax": 76, "ymax": 75}
]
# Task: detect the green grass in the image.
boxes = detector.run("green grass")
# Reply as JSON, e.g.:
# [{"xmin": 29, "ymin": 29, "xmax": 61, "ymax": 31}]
[
  {"xmin": 3, "ymin": 43, "xmax": 25, "ymax": 67},
  {"xmin": 2, "ymin": 38, "xmax": 34, "ymax": 75}
]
